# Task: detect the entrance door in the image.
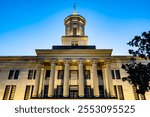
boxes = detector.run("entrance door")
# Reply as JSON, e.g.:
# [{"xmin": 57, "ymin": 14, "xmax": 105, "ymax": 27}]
[{"xmin": 69, "ymin": 86, "xmax": 78, "ymax": 99}]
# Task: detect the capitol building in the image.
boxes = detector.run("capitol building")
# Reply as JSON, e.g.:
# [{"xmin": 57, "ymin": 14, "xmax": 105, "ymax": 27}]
[{"xmin": 0, "ymin": 9, "xmax": 149, "ymax": 100}]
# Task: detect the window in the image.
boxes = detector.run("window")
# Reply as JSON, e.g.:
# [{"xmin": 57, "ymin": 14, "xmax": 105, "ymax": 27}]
[
  {"xmin": 43, "ymin": 85, "xmax": 49, "ymax": 98},
  {"xmin": 71, "ymin": 41, "xmax": 78, "ymax": 46},
  {"xmin": 114, "ymin": 85, "xmax": 118, "ymax": 98},
  {"xmin": 118, "ymin": 85, "xmax": 124, "ymax": 100},
  {"xmin": 97, "ymin": 70, "xmax": 103, "ymax": 79},
  {"xmin": 113, "ymin": 85, "xmax": 124, "ymax": 100},
  {"xmin": 132, "ymin": 85, "xmax": 146, "ymax": 100},
  {"xmin": 56, "ymin": 86, "xmax": 63, "ymax": 98},
  {"xmin": 132, "ymin": 85, "xmax": 139, "ymax": 100},
  {"xmin": 24, "ymin": 85, "xmax": 34, "ymax": 100},
  {"xmin": 58, "ymin": 70, "xmax": 64, "ymax": 79},
  {"xmin": 140, "ymin": 94, "xmax": 146, "ymax": 100},
  {"xmin": 8, "ymin": 70, "xmax": 20, "ymax": 80},
  {"xmin": 70, "ymin": 70, "xmax": 78, "ymax": 79},
  {"xmin": 84, "ymin": 70, "xmax": 90, "ymax": 79},
  {"xmin": 9, "ymin": 85, "xmax": 16, "ymax": 100},
  {"xmin": 111, "ymin": 70, "xmax": 115, "ymax": 79},
  {"xmin": 84, "ymin": 86, "xmax": 91, "ymax": 98},
  {"xmin": 45, "ymin": 70, "xmax": 51, "ymax": 79},
  {"xmin": 111, "ymin": 70, "xmax": 121, "ymax": 79},
  {"xmin": 73, "ymin": 28, "xmax": 77, "ymax": 35},
  {"xmin": 69, "ymin": 86, "xmax": 78, "ymax": 98},
  {"xmin": 3, "ymin": 85, "xmax": 16, "ymax": 100},
  {"xmin": 115, "ymin": 70, "xmax": 121, "ymax": 79},
  {"xmin": 69, "ymin": 90, "xmax": 78, "ymax": 98},
  {"xmin": 28, "ymin": 70, "xmax": 36, "ymax": 79},
  {"xmin": 8, "ymin": 70, "xmax": 14, "ymax": 79},
  {"xmin": 99, "ymin": 85, "xmax": 104, "ymax": 98}
]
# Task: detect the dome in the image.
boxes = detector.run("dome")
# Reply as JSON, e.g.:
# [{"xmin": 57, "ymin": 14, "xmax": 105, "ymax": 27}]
[{"xmin": 64, "ymin": 11, "xmax": 86, "ymax": 36}]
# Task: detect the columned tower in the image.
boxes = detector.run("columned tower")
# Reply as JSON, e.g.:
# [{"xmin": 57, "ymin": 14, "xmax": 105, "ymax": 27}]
[{"xmin": 61, "ymin": 10, "xmax": 88, "ymax": 46}]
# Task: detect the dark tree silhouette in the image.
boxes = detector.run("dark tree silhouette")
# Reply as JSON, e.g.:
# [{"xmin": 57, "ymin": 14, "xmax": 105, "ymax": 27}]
[
  {"xmin": 122, "ymin": 31, "xmax": 150, "ymax": 95},
  {"xmin": 128, "ymin": 31, "xmax": 150, "ymax": 60}
]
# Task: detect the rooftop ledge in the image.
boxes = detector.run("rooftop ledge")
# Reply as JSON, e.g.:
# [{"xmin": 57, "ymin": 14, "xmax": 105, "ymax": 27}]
[{"xmin": 52, "ymin": 45, "xmax": 96, "ymax": 50}]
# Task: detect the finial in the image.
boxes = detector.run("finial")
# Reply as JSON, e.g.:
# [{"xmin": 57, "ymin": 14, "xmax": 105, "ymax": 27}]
[{"xmin": 73, "ymin": 2, "xmax": 77, "ymax": 15}]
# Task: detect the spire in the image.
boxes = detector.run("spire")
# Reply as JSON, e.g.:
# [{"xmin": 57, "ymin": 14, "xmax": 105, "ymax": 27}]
[{"xmin": 73, "ymin": 2, "xmax": 77, "ymax": 15}]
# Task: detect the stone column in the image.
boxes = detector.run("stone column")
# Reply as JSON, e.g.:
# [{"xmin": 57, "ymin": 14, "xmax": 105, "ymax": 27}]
[
  {"xmin": 92, "ymin": 59, "xmax": 100, "ymax": 97},
  {"xmin": 38, "ymin": 64, "xmax": 45, "ymax": 97},
  {"xmin": 105, "ymin": 61, "xmax": 115, "ymax": 97},
  {"xmin": 33, "ymin": 63, "xmax": 42, "ymax": 97},
  {"xmin": 48, "ymin": 60, "xmax": 56, "ymax": 97},
  {"xmin": 63, "ymin": 60, "xmax": 70, "ymax": 97},
  {"xmin": 103, "ymin": 60, "xmax": 115, "ymax": 97},
  {"xmin": 78, "ymin": 60, "xmax": 84, "ymax": 97},
  {"xmin": 102, "ymin": 64, "xmax": 109, "ymax": 97}
]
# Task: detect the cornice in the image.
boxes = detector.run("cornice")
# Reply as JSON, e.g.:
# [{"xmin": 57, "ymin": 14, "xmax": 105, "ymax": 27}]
[
  {"xmin": 36, "ymin": 49, "xmax": 113, "ymax": 55},
  {"xmin": 0, "ymin": 56, "xmax": 37, "ymax": 61}
]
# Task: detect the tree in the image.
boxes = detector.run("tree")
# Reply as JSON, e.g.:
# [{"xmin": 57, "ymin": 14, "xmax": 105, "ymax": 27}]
[
  {"xmin": 122, "ymin": 31, "xmax": 150, "ymax": 95},
  {"xmin": 128, "ymin": 31, "xmax": 150, "ymax": 60}
]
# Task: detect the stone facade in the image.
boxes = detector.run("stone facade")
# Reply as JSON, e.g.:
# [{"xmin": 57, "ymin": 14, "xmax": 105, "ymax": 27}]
[{"xmin": 0, "ymin": 10, "xmax": 150, "ymax": 100}]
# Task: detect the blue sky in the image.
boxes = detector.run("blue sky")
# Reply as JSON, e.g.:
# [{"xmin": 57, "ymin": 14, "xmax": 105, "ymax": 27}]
[{"xmin": 0, "ymin": 0, "xmax": 150, "ymax": 56}]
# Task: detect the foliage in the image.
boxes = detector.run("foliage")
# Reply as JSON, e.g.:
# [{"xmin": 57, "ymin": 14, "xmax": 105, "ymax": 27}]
[
  {"xmin": 122, "ymin": 31, "xmax": 150, "ymax": 95},
  {"xmin": 128, "ymin": 31, "xmax": 150, "ymax": 60},
  {"xmin": 122, "ymin": 59, "xmax": 150, "ymax": 95}
]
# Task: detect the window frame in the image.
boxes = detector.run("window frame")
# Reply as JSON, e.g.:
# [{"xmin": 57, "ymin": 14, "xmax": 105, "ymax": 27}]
[
  {"xmin": 8, "ymin": 70, "xmax": 20, "ymax": 80},
  {"xmin": 70, "ymin": 70, "xmax": 78, "ymax": 79},
  {"xmin": 58, "ymin": 70, "xmax": 64, "ymax": 79},
  {"xmin": 45, "ymin": 70, "xmax": 51, "ymax": 80},
  {"xmin": 28, "ymin": 70, "xmax": 36, "ymax": 80},
  {"xmin": 84, "ymin": 70, "xmax": 90, "ymax": 79}
]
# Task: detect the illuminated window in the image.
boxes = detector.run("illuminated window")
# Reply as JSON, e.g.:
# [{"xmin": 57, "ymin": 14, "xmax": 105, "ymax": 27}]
[
  {"xmin": 70, "ymin": 70, "xmax": 78, "ymax": 79},
  {"xmin": 118, "ymin": 85, "xmax": 124, "ymax": 100},
  {"xmin": 114, "ymin": 85, "xmax": 124, "ymax": 100},
  {"xmin": 132, "ymin": 85, "xmax": 139, "ymax": 100},
  {"xmin": 140, "ymin": 94, "xmax": 146, "ymax": 100},
  {"xmin": 3, "ymin": 85, "xmax": 16, "ymax": 100},
  {"xmin": 73, "ymin": 28, "xmax": 77, "ymax": 35},
  {"xmin": 24, "ymin": 85, "xmax": 34, "ymax": 100},
  {"xmin": 71, "ymin": 40, "xmax": 78, "ymax": 46}
]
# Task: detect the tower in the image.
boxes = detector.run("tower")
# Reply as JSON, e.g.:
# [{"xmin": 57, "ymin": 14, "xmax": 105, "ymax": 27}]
[{"xmin": 61, "ymin": 9, "xmax": 88, "ymax": 46}]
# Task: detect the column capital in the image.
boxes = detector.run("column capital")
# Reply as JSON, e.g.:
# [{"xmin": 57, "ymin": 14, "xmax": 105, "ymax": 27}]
[
  {"xmin": 64, "ymin": 59, "xmax": 71, "ymax": 64},
  {"xmin": 91, "ymin": 58, "xmax": 98, "ymax": 64},
  {"xmin": 104, "ymin": 58, "xmax": 111, "ymax": 64},
  {"xmin": 50, "ymin": 58, "xmax": 57, "ymax": 64},
  {"xmin": 78, "ymin": 58, "xmax": 84, "ymax": 65},
  {"xmin": 38, "ymin": 59, "xmax": 44, "ymax": 65}
]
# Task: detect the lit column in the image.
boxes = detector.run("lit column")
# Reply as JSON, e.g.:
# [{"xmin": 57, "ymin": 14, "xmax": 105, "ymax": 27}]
[
  {"xmin": 105, "ymin": 61, "xmax": 115, "ymax": 97},
  {"xmin": 92, "ymin": 59, "xmax": 100, "ymax": 97},
  {"xmin": 48, "ymin": 60, "xmax": 56, "ymax": 97},
  {"xmin": 102, "ymin": 64, "xmax": 109, "ymax": 97},
  {"xmin": 63, "ymin": 60, "xmax": 70, "ymax": 97},
  {"xmin": 38, "ymin": 64, "xmax": 45, "ymax": 97},
  {"xmin": 33, "ymin": 63, "xmax": 42, "ymax": 97},
  {"xmin": 78, "ymin": 60, "xmax": 84, "ymax": 97},
  {"xmin": 103, "ymin": 60, "xmax": 115, "ymax": 97}
]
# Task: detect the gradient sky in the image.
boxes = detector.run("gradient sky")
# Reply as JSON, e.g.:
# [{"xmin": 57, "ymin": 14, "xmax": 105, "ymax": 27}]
[{"xmin": 0, "ymin": 0, "xmax": 150, "ymax": 56}]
